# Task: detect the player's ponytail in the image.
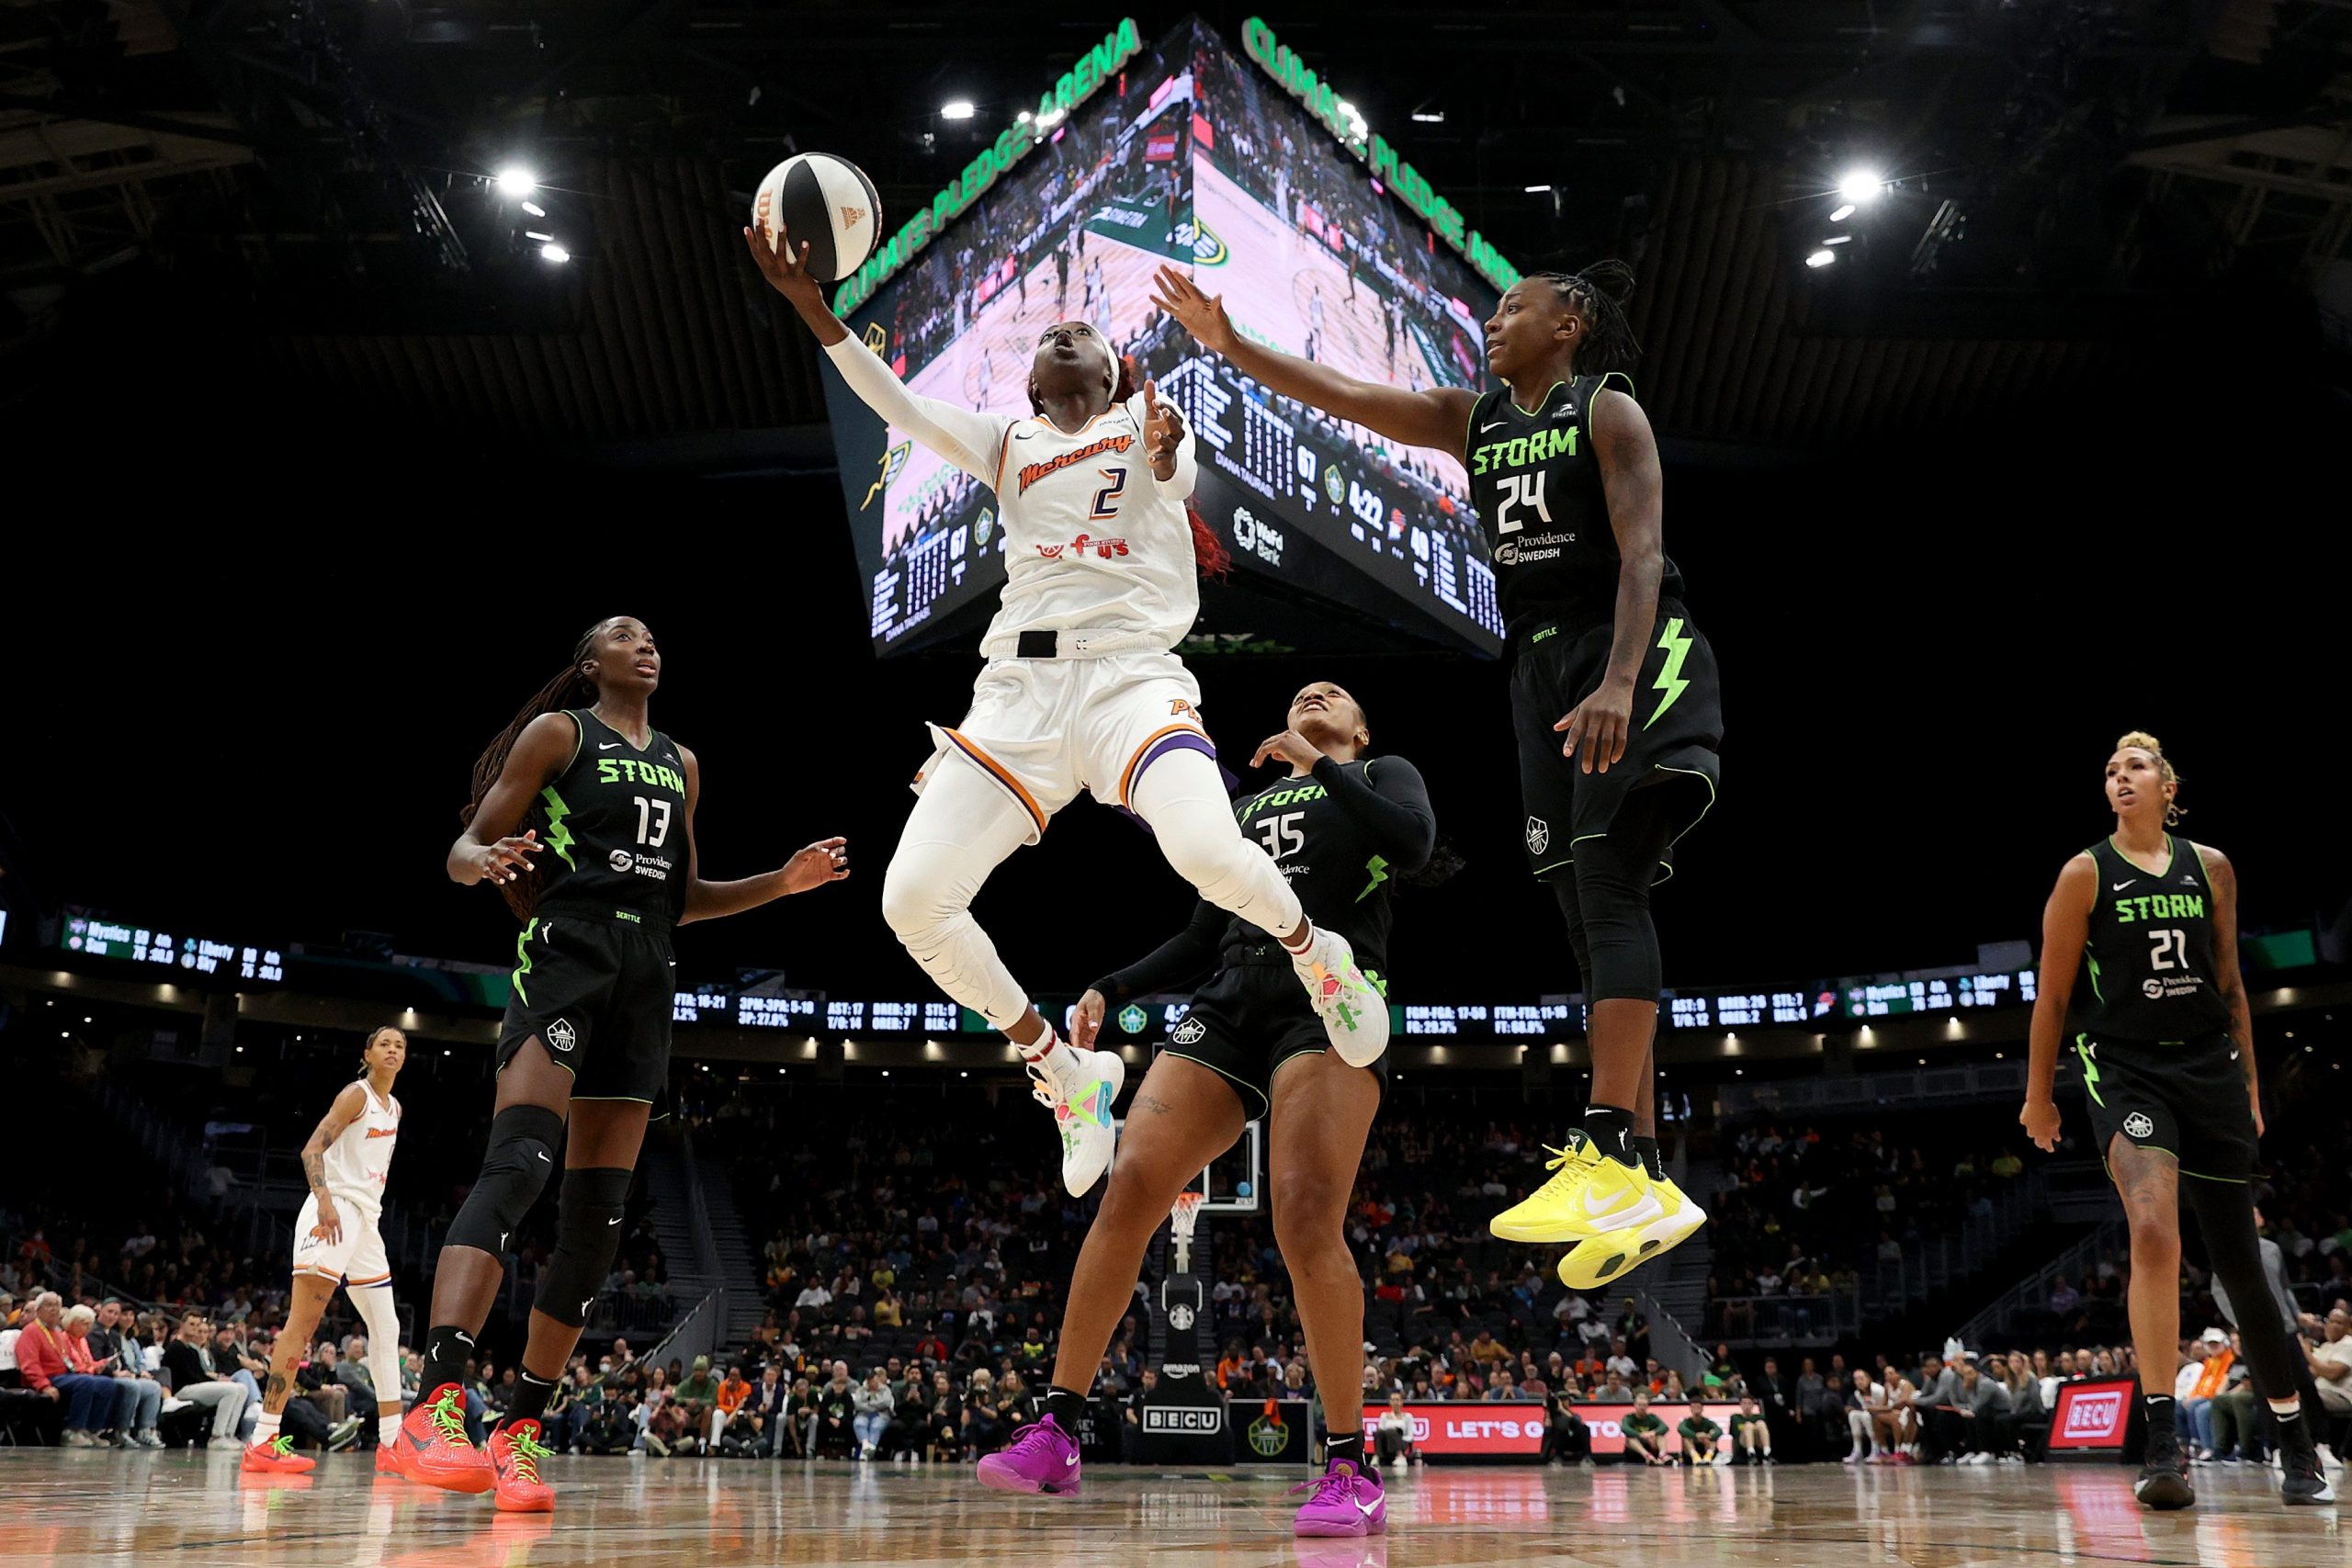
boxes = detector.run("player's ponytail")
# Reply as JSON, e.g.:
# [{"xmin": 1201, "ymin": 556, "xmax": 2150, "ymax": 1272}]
[
  {"xmin": 461, "ymin": 619, "xmax": 606, "ymax": 920},
  {"xmin": 2114, "ymin": 730, "xmax": 2186, "ymax": 826},
  {"xmin": 1541, "ymin": 261, "xmax": 1642, "ymax": 378}
]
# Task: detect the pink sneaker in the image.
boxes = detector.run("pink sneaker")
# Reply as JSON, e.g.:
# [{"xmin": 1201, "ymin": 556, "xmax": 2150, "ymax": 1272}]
[
  {"xmin": 1292, "ymin": 1459, "xmax": 1386, "ymax": 1537},
  {"xmin": 974, "ymin": 1416, "xmax": 1082, "ymax": 1496}
]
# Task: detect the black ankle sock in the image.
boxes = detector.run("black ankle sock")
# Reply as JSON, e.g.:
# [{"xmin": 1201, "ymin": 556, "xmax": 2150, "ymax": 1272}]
[
  {"xmin": 421, "ymin": 1326, "xmax": 477, "ymax": 1401},
  {"xmin": 503, "ymin": 1371, "xmax": 558, "ymax": 1429},
  {"xmin": 2143, "ymin": 1393, "xmax": 2176, "ymax": 1438},
  {"xmin": 1583, "ymin": 1106, "xmax": 1638, "ymax": 1167},
  {"xmin": 1326, "ymin": 1432, "xmax": 1364, "ymax": 1471},
  {"xmin": 1632, "ymin": 1134, "xmax": 1664, "ymax": 1181},
  {"xmin": 1045, "ymin": 1386, "xmax": 1088, "ymax": 1432}
]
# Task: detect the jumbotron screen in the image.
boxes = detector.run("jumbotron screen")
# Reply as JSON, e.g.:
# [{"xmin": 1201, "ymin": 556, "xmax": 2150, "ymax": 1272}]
[{"xmin": 822, "ymin": 19, "xmax": 1504, "ymax": 657}]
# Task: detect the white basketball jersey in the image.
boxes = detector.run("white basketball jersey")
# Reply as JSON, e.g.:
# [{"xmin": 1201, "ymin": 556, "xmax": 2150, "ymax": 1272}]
[
  {"xmin": 985, "ymin": 393, "xmax": 1199, "ymax": 652},
  {"xmin": 322, "ymin": 1081, "xmax": 400, "ymax": 1213}
]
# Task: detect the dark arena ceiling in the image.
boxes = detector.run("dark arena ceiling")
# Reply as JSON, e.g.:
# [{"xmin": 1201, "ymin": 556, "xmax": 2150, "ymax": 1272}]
[{"xmin": 5, "ymin": 0, "xmax": 2348, "ymax": 459}]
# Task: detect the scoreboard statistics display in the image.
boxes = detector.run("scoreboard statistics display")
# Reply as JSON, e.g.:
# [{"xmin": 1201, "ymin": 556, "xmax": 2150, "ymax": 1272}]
[
  {"xmin": 59, "ymin": 907, "xmax": 285, "ymax": 984},
  {"xmin": 823, "ymin": 19, "xmax": 1508, "ymax": 657}
]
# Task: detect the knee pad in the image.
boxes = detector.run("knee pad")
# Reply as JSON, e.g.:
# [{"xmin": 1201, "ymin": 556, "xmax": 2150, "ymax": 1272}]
[
  {"xmin": 445, "ymin": 1104, "xmax": 564, "ymax": 1253},
  {"xmin": 532, "ymin": 1167, "xmax": 633, "ymax": 1327},
  {"xmin": 351, "ymin": 1284, "xmax": 403, "ymax": 1405}
]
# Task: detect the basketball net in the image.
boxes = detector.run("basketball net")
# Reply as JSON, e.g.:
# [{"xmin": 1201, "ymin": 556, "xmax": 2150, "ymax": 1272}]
[{"xmin": 1169, "ymin": 1190, "xmax": 1204, "ymax": 1278}]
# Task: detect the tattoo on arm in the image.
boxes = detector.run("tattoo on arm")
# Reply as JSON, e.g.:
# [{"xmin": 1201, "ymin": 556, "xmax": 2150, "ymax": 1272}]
[{"xmin": 302, "ymin": 1149, "xmax": 328, "ymax": 1193}]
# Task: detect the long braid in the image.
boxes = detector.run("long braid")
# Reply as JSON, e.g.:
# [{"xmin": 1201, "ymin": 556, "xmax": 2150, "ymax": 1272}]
[
  {"xmin": 460, "ymin": 620, "xmax": 605, "ymax": 921},
  {"xmin": 1031, "ymin": 350, "xmax": 1229, "ymax": 580},
  {"xmin": 1538, "ymin": 260, "xmax": 1642, "ymax": 378}
]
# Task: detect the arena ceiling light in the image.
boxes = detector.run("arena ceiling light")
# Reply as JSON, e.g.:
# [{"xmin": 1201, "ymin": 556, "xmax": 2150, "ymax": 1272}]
[
  {"xmin": 1836, "ymin": 167, "xmax": 1884, "ymax": 206},
  {"xmin": 1411, "ymin": 107, "xmax": 1444, "ymax": 123},
  {"xmin": 1828, "ymin": 203, "xmax": 1857, "ymax": 222},
  {"xmin": 941, "ymin": 99, "xmax": 975, "ymax": 120},
  {"xmin": 1524, "ymin": 184, "xmax": 1553, "ymax": 193},
  {"xmin": 520, "ymin": 200, "xmax": 546, "ymax": 219},
  {"xmin": 1805, "ymin": 248, "xmax": 1837, "ymax": 268},
  {"xmin": 493, "ymin": 164, "xmax": 537, "ymax": 198},
  {"xmin": 540, "ymin": 243, "xmax": 571, "ymax": 264}
]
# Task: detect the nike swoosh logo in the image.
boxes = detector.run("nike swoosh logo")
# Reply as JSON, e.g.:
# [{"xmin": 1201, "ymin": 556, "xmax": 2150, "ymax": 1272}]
[
  {"xmin": 1013, "ymin": 432, "xmax": 1036, "ymax": 441},
  {"xmin": 537, "ymin": 1151, "xmax": 550, "ymax": 1162},
  {"xmin": 1583, "ymin": 1190, "xmax": 1628, "ymax": 1219},
  {"xmin": 1066, "ymin": 1455, "xmax": 1079, "ymax": 1467},
  {"xmin": 600, "ymin": 741, "xmax": 623, "ymax": 750},
  {"xmin": 1355, "ymin": 1498, "xmax": 1381, "ymax": 1516},
  {"xmin": 1480, "ymin": 420, "xmax": 1505, "ymax": 432},
  {"xmin": 606, "ymin": 1216, "xmax": 623, "ymax": 1226},
  {"xmin": 2111, "ymin": 880, "xmax": 2133, "ymax": 890}
]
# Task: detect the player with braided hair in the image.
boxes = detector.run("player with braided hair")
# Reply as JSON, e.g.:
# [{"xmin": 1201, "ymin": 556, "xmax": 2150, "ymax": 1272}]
[
  {"xmin": 1152, "ymin": 258, "xmax": 1720, "ymax": 1282},
  {"xmin": 400, "ymin": 615, "xmax": 851, "ymax": 1512},
  {"xmin": 2021, "ymin": 731, "xmax": 2332, "ymax": 1509},
  {"xmin": 745, "ymin": 220, "xmax": 1394, "ymax": 1205}
]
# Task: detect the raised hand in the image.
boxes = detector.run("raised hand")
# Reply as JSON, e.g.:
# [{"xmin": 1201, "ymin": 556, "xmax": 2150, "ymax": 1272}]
[
  {"xmin": 742, "ymin": 220, "xmax": 829, "ymax": 315},
  {"xmin": 1149, "ymin": 265, "xmax": 1238, "ymax": 355},
  {"xmin": 1141, "ymin": 378, "xmax": 1184, "ymax": 479}
]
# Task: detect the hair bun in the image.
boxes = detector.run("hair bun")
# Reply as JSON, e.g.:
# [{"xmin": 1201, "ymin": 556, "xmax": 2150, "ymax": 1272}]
[
  {"xmin": 2114, "ymin": 729, "xmax": 2164, "ymax": 755},
  {"xmin": 1576, "ymin": 258, "xmax": 1636, "ymax": 307}
]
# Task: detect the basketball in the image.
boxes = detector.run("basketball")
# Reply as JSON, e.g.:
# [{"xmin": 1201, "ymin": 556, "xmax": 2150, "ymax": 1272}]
[{"xmin": 751, "ymin": 152, "xmax": 882, "ymax": 282}]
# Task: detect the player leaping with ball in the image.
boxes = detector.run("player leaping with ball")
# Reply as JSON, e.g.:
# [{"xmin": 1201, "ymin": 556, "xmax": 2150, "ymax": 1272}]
[
  {"xmin": 1152, "ymin": 261, "xmax": 1719, "ymax": 1285},
  {"xmin": 745, "ymin": 221, "xmax": 1391, "ymax": 1201}
]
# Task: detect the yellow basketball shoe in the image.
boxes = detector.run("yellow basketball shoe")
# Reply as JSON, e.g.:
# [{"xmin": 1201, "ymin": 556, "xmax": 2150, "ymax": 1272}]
[
  {"xmin": 1556, "ymin": 1175, "xmax": 1709, "ymax": 1289},
  {"xmin": 1489, "ymin": 1131, "xmax": 1666, "ymax": 1244}
]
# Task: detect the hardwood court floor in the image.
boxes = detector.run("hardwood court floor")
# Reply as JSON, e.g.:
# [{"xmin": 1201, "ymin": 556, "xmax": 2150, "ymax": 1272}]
[{"xmin": 0, "ymin": 1450, "xmax": 2343, "ymax": 1566}]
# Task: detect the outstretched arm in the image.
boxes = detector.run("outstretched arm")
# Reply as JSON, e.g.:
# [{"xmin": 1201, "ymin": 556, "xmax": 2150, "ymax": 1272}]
[
  {"xmin": 745, "ymin": 221, "xmax": 1011, "ymax": 486},
  {"xmin": 2022, "ymin": 854, "xmax": 2096, "ymax": 1151},
  {"xmin": 675, "ymin": 745, "xmax": 851, "ymax": 923},
  {"xmin": 1152, "ymin": 265, "xmax": 1475, "ymax": 464}
]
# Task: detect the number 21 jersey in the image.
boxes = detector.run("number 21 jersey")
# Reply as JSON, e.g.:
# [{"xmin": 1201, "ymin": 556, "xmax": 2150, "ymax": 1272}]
[{"xmin": 2068, "ymin": 836, "xmax": 2231, "ymax": 1042}]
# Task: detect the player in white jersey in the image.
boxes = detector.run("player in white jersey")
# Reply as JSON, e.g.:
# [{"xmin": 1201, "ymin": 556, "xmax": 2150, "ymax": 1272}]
[
  {"xmin": 241, "ymin": 1025, "xmax": 413, "ymax": 1473},
  {"xmin": 746, "ymin": 219, "xmax": 1389, "ymax": 1197}
]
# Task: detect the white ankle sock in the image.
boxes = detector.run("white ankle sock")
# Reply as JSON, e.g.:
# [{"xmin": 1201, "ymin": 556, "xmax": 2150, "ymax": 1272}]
[
  {"xmin": 379, "ymin": 1414, "xmax": 402, "ymax": 1446},
  {"xmin": 1019, "ymin": 1023, "xmax": 1074, "ymax": 1077},
  {"xmin": 251, "ymin": 1411, "xmax": 281, "ymax": 1446},
  {"xmin": 1282, "ymin": 922, "xmax": 1317, "ymax": 958}
]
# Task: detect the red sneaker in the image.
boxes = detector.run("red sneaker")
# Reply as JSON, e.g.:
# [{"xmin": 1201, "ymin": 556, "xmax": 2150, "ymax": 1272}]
[
  {"xmin": 486, "ymin": 1420, "xmax": 556, "ymax": 1513},
  {"xmin": 241, "ymin": 1434, "xmax": 318, "ymax": 1474},
  {"xmin": 394, "ymin": 1383, "xmax": 492, "ymax": 1494},
  {"xmin": 375, "ymin": 1443, "xmax": 404, "ymax": 1479}
]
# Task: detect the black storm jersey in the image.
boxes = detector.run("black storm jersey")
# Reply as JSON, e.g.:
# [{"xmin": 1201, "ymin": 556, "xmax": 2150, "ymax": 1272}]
[
  {"xmin": 2068, "ymin": 836, "xmax": 2231, "ymax": 1042},
  {"xmin": 1228, "ymin": 759, "xmax": 1428, "ymax": 978},
  {"xmin": 1467, "ymin": 374, "xmax": 1685, "ymax": 637},
  {"xmin": 1098, "ymin": 755, "xmax": 1436, "ymax": 1005},
  {"xmin": 527, "ymin": 710, "xmax": 691, "ymax": 925}
]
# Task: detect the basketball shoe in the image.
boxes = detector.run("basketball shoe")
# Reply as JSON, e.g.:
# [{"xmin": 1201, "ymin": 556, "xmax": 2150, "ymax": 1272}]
[
  {"xmin": 2280, "ymin": 1419, "xmax": 2336, "ymax": 1506},
  {"xmin": 1291, "ymin": 1457, "xmax": 1386, "ymax": 1537},
  {"xmin": 974, "ymin": 1413, "xmax": 1083, "ymax": 1495},
  {"xmin": 487, "ymin": 1420, "xmax": 557, "ymax": 1512},
  {"xmin": 1291, "ymin": 928, "xmax": 1389, "ymax": 1066},
  {"xmin": 1029, "ymin": 1044, "xmax": 1124, "ymax": 1196},
  {"xmin": 1490, "ymin": 1131, "xmax": 1665, "ymax": 1243},
  {"xmin": 240, "ymin": 1433, "xmax": 317, "ymax": 1474},
  {"xmin": 2135, "ymin": 1420, "xmax": 2193, "ymax": 1509},
  {"xmin": 1555, "ymin": 1175, "xmax": 1707, "ymax": 1288},
  {"xmin": 391, "ymin": 1384, "xmax": 493, "ymax": 1494}
]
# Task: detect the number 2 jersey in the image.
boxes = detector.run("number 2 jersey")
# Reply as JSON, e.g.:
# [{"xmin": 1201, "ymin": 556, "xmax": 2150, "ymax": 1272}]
[
  {"xmin": 823, "ymin": 335, "xmax": 1202, "ymax": 657},
  {"xmin": 1091, "ymin": 755, "xmax": 1437, "ymax": 999},
  {"xmin": 524, "ymin": 709, "xmax": 691, "ymax": 926},
  {"xmin": 2067, "ymin": 835, "xmax": 2231, "ymax": 1042},
  {"xmin": 1467, "ymin": 374, "xmax": 1685, "ymax": 637}
]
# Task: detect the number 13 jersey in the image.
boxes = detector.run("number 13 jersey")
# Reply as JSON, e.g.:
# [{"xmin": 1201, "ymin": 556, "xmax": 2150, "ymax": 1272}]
[
  {"xmin": 2069, "ymin": 836, "xmax": 2231, "ymax": 1042},
  {"xmin": 1467, "ymin": 374, "xmax": 1685, "ymax": 638},
  {"xmin": 525, "ymin": 709, "xmax": 691, "ymax": 925}
]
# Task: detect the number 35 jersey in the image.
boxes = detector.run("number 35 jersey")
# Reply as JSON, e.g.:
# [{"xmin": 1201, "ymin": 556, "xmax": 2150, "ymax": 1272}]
[
  {"xmin": 1467, "ymin": 374, "xmax": 1685, "ymax": 638},
  {"xmin": 2068, "ymin": 836, "xmax": 2231, "ymax": 1042},
  {"xmin": 526, "ymin": 709, "xmax": 691, "ymax": 926}
]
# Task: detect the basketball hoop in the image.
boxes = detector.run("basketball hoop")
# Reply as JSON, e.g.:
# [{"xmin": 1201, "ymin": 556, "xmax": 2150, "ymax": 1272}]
[{"xmin": 1169, "ymin": 1190, "xmax": 1204, "ymax": 1277}]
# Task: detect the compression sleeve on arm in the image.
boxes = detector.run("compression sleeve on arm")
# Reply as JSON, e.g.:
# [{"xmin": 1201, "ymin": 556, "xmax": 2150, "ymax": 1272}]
[
  {"xmin": 1312, "ymin": 755, "xmax": 1437, "ymax": 870},
  {"xmin": 823, "ymin": 336, "xmax": 1011, "ymax": 487},
  {"xmin": 1095, "ymin": 898, "xmax": 1227, "ymax": 1001}
]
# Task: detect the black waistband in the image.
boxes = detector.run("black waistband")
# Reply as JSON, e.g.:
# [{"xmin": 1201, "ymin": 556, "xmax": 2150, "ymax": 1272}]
[
  {"xmin": 1016, "ymin": 629, "xmax": 1057, "ymax": 659},
  {"xmin": 1512, "ymin": 599, "xmax": 1688, "ymax": 655},
  {"xmin": 535, "ymin": 900, "xmax": 673, "ymax": 931}
]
